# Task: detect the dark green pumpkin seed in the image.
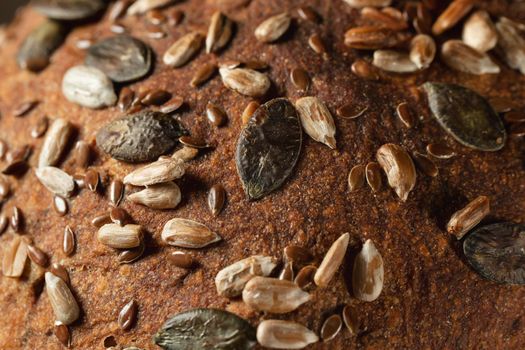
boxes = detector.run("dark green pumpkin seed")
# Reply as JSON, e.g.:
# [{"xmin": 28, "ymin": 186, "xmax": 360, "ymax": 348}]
[
  {"xmin": 31, "ymin": 0, "xmax": 106, "ymax": 20},
  {"xmin": 422, "ymin": 82, "xmax": 506, "ymax": 151},
  {"xmin": 96, "ymin": 109, "xmax": 187, "ymax": 163},
  {"xmin": 236, "ymin": 98, "xmax": 302, "ymax": 200},
  {"xmin": 154, "ymin": 308, "xmax": 256, "ymax": 350},
  {"xmin": 17, "ymin": 20, "xmax": 67, "ymax": 72},
  {"xmin": 85, "ymin": 35, "xmax": 152, "ymax": 83},
  {"xmin": 463, "ymin": 222, "xmax": 525, "ymax": 284}
]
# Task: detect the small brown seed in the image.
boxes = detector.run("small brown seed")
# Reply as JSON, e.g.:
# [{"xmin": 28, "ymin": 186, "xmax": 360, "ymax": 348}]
[
  {"xmin": 85, "ymin": 169, "xmax": 99, "ymax": 192},
  {"xmin": 168, "ymin": 9, "xmax": 184, "ymax": 26},
  {"xmin": 119, "ymin": 87, "xmax": 135, "ymax": 111},
  {"xmin": 412, "ymin": 152, "xmax": 438, "ymax": 177},
  {"xmin": 110, "ymin": 179, "xmax": 125, "ymax": 207},
  {"xmin": 111, "ymin": 207, "xmax": 130, "ymax": 226},
  {"xmin": 348, "ymin": 165, "xmax": 366, "ymax": 191},
  {"xmin": 0, "ymin": 175, "xmax": 10, "ymax": 200},
  {"xmin": 510, "ymin": 123, "xmax": 525, "ymax": 137},
  {"xmin": 2, "ymin": 236, "xmax": 27, "ymax": 277},
  {"xmin": 290, "ymin": 68, "xmax": 310, "ymax": 91},
  {"xmin": 0, "ymin": 140, "xmax": 6, "ymax": 160},
  {"xmin": 63, "ymin": 226, "xmax": 75, "ymax": 256},
  {"xmin": 294, "ymin": 265, "xmax": 317, "ymax": 289},
  {"xmin": 31, "ymin": 116, "xmax": 49, "ymax": 138},
  {"xmin": 314, "ymin": 233, "xmax": 349, "ymax": 288},
  {"xmin": 376, "ymin": 143, "xmax": 417, "ymax": 201},
  {"xmin": 74, "ymin": 141, "xmax": 91, "ymax": 169},
  {"xmin": 162, "ymin": 218, "xmax": 221, "ymax": 248},
  {"xmin": 414, "ymin": 2, "xmax": 433, "ymax": 34},
  {"xmin": 343, "ymin": 0, "xmax": 392, "ymax": 8},
  {"xmin": 297, "ymin": 6, "xmax": 320, "ymax": 23},
  {"xmin": 243, "ymin": 60, "xmax": 268, "ymax": 70},
  {"xmin": 163, "ymin": 32, "xmax": 203, "ymax": 67},
  {"xmin": 118, "ymin": 300, "xmax": 138, "ymax": 331},
  {"xmin": 321, "ymin": 314, "xmax": 343, "ymax": 342},
  {"xmin": 54, "ymin": 322, "xmax": 71, "ymax": 347},
  {"xmin": 504, "ymin": 110, "xmax": 525, "ymax": 124},
  {"xmin": 208, "ymin": 184, "xmax": 226, "ymax": 216},
  {"xmin": 146, "ymin": 9, "xmax": 166, "ymax": 25},
  {"xmin": 179, "ymin": 136, "xmax": 209, "ymax": 149},
  {"xmin": 92, "ymin": 213, "xmax": 112, "ymax": 228},
  {"xmin": 50, "ymin": 263, "xmax": 70, "ymax": 285},
  {"xmin": 365, "ymin": 162, "xmax": 382, "ymax": 192},
  {"xmin": 432, "ymin": 0, "xmax": 474, "ymax": 35},
  {"xmin": 447, "ymin": 196, "xmax": 490, "ymax": 239},
  {"xmin": 279, "ymin": 262, "xmax": 294, "ymax": 281},
  {"xmin": 7, "ymin": 144, "xmax": 31, "ymax": 163},
  {"xmin": 0, "ymin": 215, "xmax": 7, "ymax": 235},
  {"xmin": 396, "ymin": 102, "xmax": 416, "ymax": 128},
  {"xmin": 11, "ymin": 206, "xmax": 22, "ymax": 232},
  {"xmin": 169, "ymin": 251, "xmax": 194, "ymax": 269},
  {"xmin": 361, "ymin": 6, "xmax": 407, "ymax": 31},
  {"xmin": 337, "ymin": 104, "xmax": 368, "ymax": 119},
  {"xmin": 241, "ymin": 101, "xmax": 260, "ymax": 125},
  {"xmin": 97, "ymin": 224, "xmax": 142, "ymax": 249},
  {"xmin": 426, "ymin": 143, "xmax": 456, "ymax": 159},
  {"xmin": 45, "ymin": 272, "xmax": 80, "ymax": 325},
  {"xmin": 160, "ymin": 96, "xmax": 185, "ymax": 114},
  {"xmin": 53, "ymin": 195, "xmax": 68, "ymax": 216},
  {"xmin": 342, "ymin": 305, "xmax": 359, "ymax": 335},
  {"xmin": 141, "ymin": 89, "xmax": 171, "ymax": 106},
  {"xmin": 206, "ymin": 103, "xmax": 227, "ymax": 127},
  {"xmin": 308, "ymin": 33, "xmax": 327, "ymax": 55},
  {"xmin": 191, "ymin": 63, "xmax": 217, "ymax": 87},
  {"xmin": 255, "ymin": 13, "xmax": 291, "ymax": 43},
  {"xmin": 27, "ymin": 244, "xmax": 48, "ymax": 267},
  {"xmin": 118, "ymin": 241, "xmax": 145, "ymax": 264},
  {"xmin": 256, "ymin": 320, "xmax": 319, "ymax": 349},
  {"xmin": 344, "ymin": 26, "xmax": 411, "ymax": 50},
  {"xmin": 110, "ymin": 23, "xmax": 127, "ymax": 34},
  {"xmin": 351, "ymin": 59, "xmax": 380, "ymax": 80},
  {"xmin": 352, "ymin": 239, "xmax": 384, "ymax": 302},
  {"xmin": 73, "ymin": 173, "xmax": 85, "ymax": 189},
  {"xmin": 13, "ymin": 100, "xmax": 38, "ymax": 117},
  {"xmin": 284, "ymin": 245, "xmax": 313, "ymax": 267}
]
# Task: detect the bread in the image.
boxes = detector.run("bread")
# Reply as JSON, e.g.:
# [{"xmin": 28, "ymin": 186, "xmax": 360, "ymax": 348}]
[{"xmin": 0, "ymin": 0, "xmax": 524, "ymax": 349}]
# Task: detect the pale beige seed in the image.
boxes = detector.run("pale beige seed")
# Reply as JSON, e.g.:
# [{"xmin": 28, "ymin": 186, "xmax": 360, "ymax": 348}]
[
  {"xmin": 376, "ymin": 144, "xmax": 417, "ymax": 201},
  {"xmin": 128, "ymin": 182, "xmax": 181, "ymax": 209},
  {"xmin": 343, "ymin": 0, "xmax": 392, "ymax": 8},
  {"xmin": 215, "ymin": 255, "xmax": 278, "ymax": 297},
  {"xmin": 97, "ymin": 224, "xmax": 142, "ymax": 249},
  {"xmin": 243, "ymin": 276, "xmax": 311, "ymax": 314},
  {"xmin": 255, "ymin": 13, "xmax": 291, "ymax": 43},
  {"xmin": 35, "ymin": 166, "xmax": 75, "ymax": 198},
  {"xmin": 441, "ymin": 40, "xmax": 500, "ymax": 75},
  {"xmin": 314, "ymin": 233, "xmax": 350, "ymax": 288},
  {"xmin": 496, "ymin": 19, "xmax": 525, "ymax": 75},
  {"xmin": 256, "ymin": 320, "xmax": 319, "ymax": 349},
  {"xmin": 447, "ymin": 196, "xmax": 490, "ymax": 239},
  {"xmin": 409, "ymin": 34, "xmax": 436, "ymax": 69},
  {"xmin": 172, "ymin": 146, "xmax": 199, "ymax": 162},
  {"xmin": 352, "ymin": 239, "xmax": 384, "ymax": 302},
  {"xmin": 206, "ymin": 11, "xmax": 233, "ymax": 53},
  {"xmin": 127, "ymin": 0, "xmax": 177, "ymax": 15},
  {"xmin": 462, "ymin": 10, "xmax": 497, "ymax": 52},
  {"xmin": 38, "ymin": 118, "xmax": 73, "ymax": 168},
  {"xmin": 45, "ymin": 272, "xmax": 80, "ymax": 325},
  {"xmin": 373, "ymin": 50, "xmax": 418, "ymax": 73},
  {"xmin": 219, "ymin": 67, "xmax": 270, "ymax": 97},
  {"xmin": 2, "ymin": 236, "xmax": 28, "ymax": 278},
  {"xmin": 123, "ymin": 157, "xmax": 185, "ymax": 186},
  {"xmin": 432, "ymin": 0, "xmax": 474, "ymax": 35},
  {"xmin": 295, "ymin": 97, "xmax": 337, "ymax": 149},
  {"xmin": 348, "ymin": 165, "xmax": 366, "ymax": 191},
  {"xmin": 163, "ymin": 32, "xmax": 203, "ymax": 67},
  {"xmin": 161, "ymin": 218, "xmax": 221, "ymax": 248}
]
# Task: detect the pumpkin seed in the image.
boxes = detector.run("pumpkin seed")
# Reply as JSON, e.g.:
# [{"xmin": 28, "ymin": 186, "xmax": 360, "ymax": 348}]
[
  {"xmin": 85, "ymin": 35, "xmax": 152, "ymax": 83},
  {"xmin": 154, "ymin": 308, "xmax": 256, "ymax": 350},
  {"xmin": 352, "ymin": 239, "xmax": 384, "ymax": 302},
  {"xmin": 314, "ymin": 233, "xmax": 349, "ymax": 288},
  {"xmin": 163, "ymin": 32, "xmax": 203, "ymax": 68},
  {"xmin": 255, "ymin": 13, "xmax": 291, "ymax": 43},
  {"xmin": 38, "ymin": 118, "xmax": 73, "ymax": 168},
  {"xmin": 161, "ymin": 218, "xmax": 221, "ymax": 248},
  {"xmin": 45, "ymin": 272, "xmax": 80, "ymax": 325},
  {"xmin": 124, "ymin": 157, "xmax": 185, "ymax": 186},
  {"xmin": 219, "ymin": 67, "xmax": 271, "ymax": 97},
  {"xmin": 236, "ymin": 98, "xmax": 302, "ymax": 200},
  {"xmin": 422, "ymin": 82, "xmax": 506, "ymax": 151},
  {"xmin": 463, "ymin": 222, "xmax": 525, "ymax": 284},
  {"xmin": 35, "ymin": 166, "xmax": 75, "ymax": 198},
  {"xmin": 128, "ymin": 182, "xmax": 181, "ymax": 209},
  {"xmin": 206, "ymin": 11, "xmax": 234, "ymax": 53},
  {"xmin": 96, "ymin": 109, "xmax": 187, "ymax": 163},
  {"xmin": 31, "ymin": 0, "xmax": 106, "ymax": 20},
  {"xmin": 256, "ymin": 320, "xmax": 318, "ymax": 349},
  {"xmin": 295, "ymin": 97, "xmax": 337, "ymax": 149},
  {"xmin": 62, "ymin": 65, "xmax": 117, "ymax": 109},
  {"xmin": 376, "ymin": 144, "xmax": 417, "ymax": 201},
  {"xmin": 447, "ymin": 196, "xmax": 490, "ymax": 240},
  {"xmin": 215, "ymin": 255, "xmax": 277, "ymax": 297}
]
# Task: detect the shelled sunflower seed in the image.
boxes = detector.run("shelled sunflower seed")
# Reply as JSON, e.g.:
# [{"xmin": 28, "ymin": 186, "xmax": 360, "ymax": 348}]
[
  {"xmin": 343, "ymin": 0, "xmax": 392, "ymax": 8},
  {"xmin": 31, "ymin": 0, "xmax": 106, "ymax": 20},
  {"xmin": 441, "ymin": 40, "xmax": 500, "ymax": 75},
  {"xmin": 162, "ymin": 218, "xmax": 221, "ymax": 248},
  {"xmin": 376, "ymin": 144, "xmax": 416, "ymax": 201},
  {"xmin": 38, "ymin": 118, "xmax": 73, "ymax": 168},
  {"xmin": 495, "ymin": 19, "xmax": 525, "ymax": 75},
  {"xmin": 373, "ymin": 50, "xmax": 418, "ymax": 73},
  {"xmin": 462, "ymin": 10, "xmax": 497, "ymax": 52},
  {"xmin": 256, "ymin": 320, "xmax": 318, "ymax": 350},
  {"xmin": 62, "ymin": 65, "xmax": 117, "ymax": 109},
  {"xmin": 431, "ymin": 0, "xmax": 473, "ymax": 35},
  {"xmin": 352, "ymin": 239, "xmax": 384, "ymax": 302},
  {"xmin": 215, "ymin": 255, "xmax": 277, "ymax": 297},
  {"xmin": 2, "ymin": 236, "xmax": 28, "ymax": 278},
  {"xmin": 97, "ymin": 224, "xmax": 142, "ymax": 249},
  {"xmin": 35, "ymin": 166, "xmax": 75, "ymax": 198},
  {"xmin": 206, "ymin": 11, "xmax": 234, "ymax": 53},
  {"xmin": 127, "ymin": 0, "xmax": 176, "ymax": 15},
  {"xmin": 45, "ymin": 272, "xmax": 80, "ymax": 325},
  {"xmin": 295, "ymin": 97, "xmax": 337, "ymax": 149},
  {"xmin": 254, "ymin": 13, "xmax": 291, "ymax": 43},
  {"xmin": 128, "ymin": 182, "xmax": 181, "ymax": 209},
  {"xmin": 124, "ymin": 157, "xmax": 185, "ymax": 186},
  {"xmin": 219, "ymin": 67, "xmax": 271, "ymax": 97},
  {"xmin": 409, "ymin": 34, "xmax": 436, "ymax": 69},
  {"xmin": 314, "ymin": 233, "xmax": 349, "ymax": 288},
  {"xmin": 163, "ymin": 32, "xmax": 203, "ymax": 67},
  {"xmin": 447, "ymin": 196, "xmax": 490, "ymax": 240}
]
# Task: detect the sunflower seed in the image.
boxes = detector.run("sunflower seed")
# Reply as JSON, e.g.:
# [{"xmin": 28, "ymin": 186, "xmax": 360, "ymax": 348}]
[
  {"xmin": 118, "ymin": 300, "xmax": 137, "ymax": 331},
  {"xmin": 206, "ymin": 11, "xmax": 234, "ymax": 53},
  {"xmin": 54, "ymin": 322, "xmax": 71, "ymax": 347},
  {"xmin": 426, "ymin": 143, "xmax": 455, "ymax": 159},
  {"xmin": 50, "ymin": 263, "xmax": 69, "ymax": 285},
  {"xmin": 290, "ymin": 68, "xmax": 310, "ymax": 92},
  {"xmin": 365, "ymin": 162, "xmax": 382, "ymax": 192},
  {"xmin": 351, "ymin": 59, "xmax": 380, "ymax": 80},
  {"xmin": 321, "ymin": 314, "xmax": 342, "ymax": 342},
  {"xmin": 495, "ymin": 19, "xmax": 525, "ymax": 74},
  {"xmin": 243, "ymin": 276, "xmax": 311, "ymax": 313},
  {"xmin": 35, "ymin": 166, "xmax": 75, "ymax": 198},
  {"xmin": 412, "ymin": 152, "xmax": 438, "ymax": 177},
  {"xmin": 31, "ymin": 116, "xmax": 49, "ymax": 139},
  {"xmin": 191, "ymin": 63, "xmax": 217, "ymax": 87},
  {"xmin": 295, "ymin": 97, "xmax": 336, "ymax": 149},
  {"xmin": 168, "ymin": 251, "xmax": 194, "ymax": 269},
  {"xmin": 27, "ymin": 244, "xmax": 48, "ymax": 267},
  {"xmin": 361, "ymin": 7, "xmax": 407, "ymax": 31},
  {"xmin": 172, "ymin": 146, "xmax": 198, "ymax": 162},
  {"xmin": 409, "ymin": 34, "xmax": 436, "ymax": 69},
  {"xmin": 92, "ymin": 213, "xmax": 112, "ymax": 228},
  {"xmin": 124, "ymin": 157, "xmax": 185, "ymax": 187},
  {"xmin": 236, "ymin": 98, "xmax": 302, "ymax": 200},
  {"xmin": 241, "ymin": 101, "xmax": 260, "ymax": 125},
  {"xmin": 314, "ymin": 233, "xmax": 349, "ymax": 288},
  {"xmin": 308, "ymin": 33, "xmax": 327, "ymax": 55},
  {"xmin": 219, "ymin": 67, "xmax": 271, "ymax": 97},
  {"xmin": 62, "ymin": 226, "xmax": 75, "ymax": 256},
  {"xmin": 207, "ymin": 184, "xmax": 225, "ymax": 216},
  {"xmin": 294, "ymin": 265, "xmax": 316, "ymax": 289},
  {"xmin": 62, "ymin": 65, "xmax": 117, "ymax": 109},
  {"xmin": 463, "ymin": 222, "xmax": 525, "ymax": 284},
  {"xmin": 161, "ymin": 218, "xmax": 221, "ymax": 248},
  {"xmin": 462, "ymin": 10, "xmax": 497, "ymax": 52},
  {"xmin": 413, "ymin": 2, "xmax": 433, "ymax": 34},
  {"xmin": 215, "ymin": 255, "xmax": 277, "ymax": 297},
  {"xmin": 297, "ymin": 6, "xmax": 320, "ymax": 23},
  {"xmin": 118, "ymin": 241, "xmax": 145, "ymax": 264},
  {"xmin": 279, "ymin": 262, "xmax": 294, "ymax": 281},
  {"xmin": 18, "ymin": 20, "xmax": 65, "ymax": 70},
  {"xmin": 376, "ymin": 144, "xmax": 417, "ymax": 201},
  {"xmin": 343, "ymin": 0, "xmax": 392, "ymax": 8},
  {"xmin": 85, "ymin": 35, "xmax": 152, "ymax": 83},
  {"xmin": 97, "ymin": 224, "xmax": 142, "ymax": 249},
  {"xmin": 163, "ymin": 32, "xmax": 203, "ymax": 68},
  {"xmin": 447, "ymin": 196, "xmax": 490, "ymax": 240},
  {"xmin": 32, "ymin": 0, "xmax": 106, "ymax": 20},
  {"xmin": 348, "ymin": 165, "xmax": 366, "ymax": 191},
  {"xmin": 206, "ymin": 103, "xmax": 227, "ymax": 127},
  {"xmin": 128, "ymin": 182, "xmax": 181, "ymax": 210},
  {"xmin": 344, "ymin": 27, "xmax": 410, "ymax": 50},
  {"xmin": 10, "ymin": 207, "xmax": 22, "ymax": 233},
  {"xmin": 441, "ymin": 40, "xmax": 500, "ymax": 75},
  {"xmin": 154, "ymin": 309, "xmax": 256, "ymax": 350},
  {"xmin": 256, "ymin": 320, "xmax": 319, "ymax": 349},
  {"xmin": 396, "ymin": 102, "xmax": 416, "ymax": 128},
  {"xmin": 432, "ymin": 0, "xmax": 473, "ymax": 35},
  {"xmin": 97, "ymin": 109, "xmax": 187, "ymax": 163},
  {"xmin": 53, "ymin": 195, "xmax": 68, "ymax": 216},
  {"xmin": 2, "ymin": 236, "xmax": 27, "ymax": 277},
  {"xmin": 38, "ymin": 118, "xmax": 73, "ymax": 168},
  {"xmin": 352, "ymin": 239, "xmax": 384, "ymax": 302},
  {"xmin": 373, "ymin": 50, "xmax": 418, "ymax": 73},
  {"xmin": 342, "ymin": 305, "xmax": 359, "ymax": 335},
  {"xmin": 45, "ymin": 272, "xmax": 80, "ymax": 325},
  {"xmin": 127, "ymin": 0, "xmax": 176, "ymax": 15},
  {"xmin": 423, "ymin": 83, "xmax": 506, "ymax": 151},
  {"xmin": 255, "ymin": 13, "xmax": 291, "ymax": 43}
]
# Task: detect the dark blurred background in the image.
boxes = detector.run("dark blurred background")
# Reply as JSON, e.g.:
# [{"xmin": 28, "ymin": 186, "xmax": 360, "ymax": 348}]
[{"xmin": 1, "ymin": 0, "xmax": 29, "ymax": 24}]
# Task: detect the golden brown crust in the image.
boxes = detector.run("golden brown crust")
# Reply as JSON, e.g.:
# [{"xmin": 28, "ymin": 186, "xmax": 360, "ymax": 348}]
[{"xmin": 0, "ymin": 1, "xmax": 524, "ymax": 349}]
